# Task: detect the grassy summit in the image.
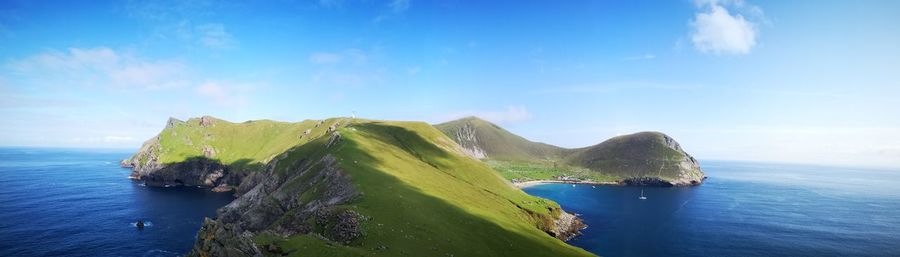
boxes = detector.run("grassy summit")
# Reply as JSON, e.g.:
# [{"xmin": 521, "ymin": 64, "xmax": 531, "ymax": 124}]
[
  {"xmin": 148, "ymin": 116, "xmax": 335, "ymax": 171},
  {"xmin": 435, "ymin": 117, "xmax": 704, "ymax": 186},
  {"xmin": 128, "ymin": 116, "xmax": 595, "ymax": 257}
]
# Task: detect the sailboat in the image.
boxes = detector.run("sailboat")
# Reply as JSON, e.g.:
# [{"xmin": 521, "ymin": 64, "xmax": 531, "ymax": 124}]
[{"xmin": 639, "ymin": 189, "xmax": 647, "ymax": 200}]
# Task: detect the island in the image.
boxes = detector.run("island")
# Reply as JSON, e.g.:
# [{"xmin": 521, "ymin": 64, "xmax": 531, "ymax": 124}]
[{"xmin": 121, "ymin": 115, "xmax": 705, "ymax": 257}]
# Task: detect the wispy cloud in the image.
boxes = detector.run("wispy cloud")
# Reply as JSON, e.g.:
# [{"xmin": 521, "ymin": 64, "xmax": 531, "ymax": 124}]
[
  {"xmin": 689, "ymin": 0, "xmax": 761, "ymax": 55},
  {"xmin": 195, "ymin": 80, "xmax": 251, "ymax": 108},
  {"xmin": 309, "ymin": 52, "xmax": 343, "ymax": 65},
  {"xmin": 373, "ymin": 0, "xmax": 412, "ymax": 23},
  {"xmin": 195, "ymin": 23, "xmax": 236, "ymax": 49},
  {"xmin": 534, "ymin": 81, "xmax": 704, "ymax": 95},
  {"xmin": 389, "ymin": 0, "xmax": 411, "ymax": 13},
  {"xmin": 439, "ymin": 106, "xmax": 533, "ymax": 124},
  {"xmin": 103, "ymin": 135, "xmax": 136, "ymax": 143},
  {"xmin": 7, "ymin": 47, "xmax": 189, "ymax": 90},
  {"xmin": 623, "ymin": 53, "xmax": 656, "ymax": 61},
  {"xmin": 318, "ymin": 0, "xmax": 344, "ymax": 8},
  {"xmin": 406, "ymin": 66, "xmax": 421, "ymax": 75},
  {"xmin": 308, "ymin": 48, "xmax": 381, "ymax": 87},
  {"xmin": 308, "ymin": 49, "xmax": 367, "ymax": 65}
]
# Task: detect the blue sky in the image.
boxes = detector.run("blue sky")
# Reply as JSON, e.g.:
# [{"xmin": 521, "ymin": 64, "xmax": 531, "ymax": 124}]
[{"xmin": 1, "ymin": 0, "xmax": 899, "ymax": 168}]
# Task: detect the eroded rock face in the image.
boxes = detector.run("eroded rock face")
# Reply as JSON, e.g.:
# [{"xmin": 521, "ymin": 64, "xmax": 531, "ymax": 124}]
[
  {"xmin": 549, "ymin": 211, "xmax": 586, "ymax": 241},
  {"xmin": 200, "ymin": 116, "xmax": 215, "ymax": 127},
  {"xmin": 188, "ymin": 154, "xmax": 361, "ymax": 257},
  {"xmin": 659, "ymin": 134, "xmax": 705, "ymax": 186},
  {"xmin": 453, "ymin": 123, "xmax": 487, "ymax": 159},
  {"xmin": 123, "ymin": 137, "xmax": 239, "ymax": 192},
  {"xmin": 192, "ymin": 218, "xmax": 263, "ymax": 257}
]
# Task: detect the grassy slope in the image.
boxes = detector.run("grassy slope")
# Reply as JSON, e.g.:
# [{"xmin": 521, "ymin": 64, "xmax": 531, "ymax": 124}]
[
  {"xmin": 151, "ymin": 117, "xmax": 340, "ymax": 172},
  {"xmin": 146, "ymin": 117, "xmax": 594, "ymax": 257},
  {"xmin": 435, "ymin": 117, "xmax": 698, "ymax": 182},
  {"xmin": 265, "ymin": 120, "xmax": 594, "ymax": 257},
  {"xmin": 434, "ymin": 116, "xmax": 564, "ymax": 162},
  {"xmin": 435, "ymin": 117, "xmax": 619, "ymax": 182},
  {"xmin": 565, "ymin": 132, "xmax": 691, "ymax": 181}
]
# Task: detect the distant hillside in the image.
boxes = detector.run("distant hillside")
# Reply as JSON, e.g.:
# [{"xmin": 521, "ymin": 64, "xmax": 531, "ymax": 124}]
[
  {"xmin": 566, "ymin": 132, "xmax": 705, "ymax": 186},
  {"xmin": 435, "ymin": 117, "xmax": 705, "ymax": 186},
  {"xmin": 124, "ymin": 116, "xmax": 595, "ymax": 257},
  {"xmin": 434, "ymin": 116, "xmax": 564, "ymax": 161}
]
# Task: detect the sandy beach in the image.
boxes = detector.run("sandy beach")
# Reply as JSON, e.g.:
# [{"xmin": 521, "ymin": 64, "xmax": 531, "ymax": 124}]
[{"xmin": 514, "ymin": 180, "xmax": 621, "ymax": 188}]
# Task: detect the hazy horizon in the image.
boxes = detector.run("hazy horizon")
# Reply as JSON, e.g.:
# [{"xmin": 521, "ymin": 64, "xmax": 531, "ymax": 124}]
[{"xmin": 2, "ymin": 0, "xmax": 899, "ymax": 168}]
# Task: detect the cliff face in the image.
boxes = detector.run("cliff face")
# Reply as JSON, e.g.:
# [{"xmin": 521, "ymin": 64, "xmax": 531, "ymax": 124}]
[
  {"xmin": 190, "ymin": 154, "xmax": 360, "ymax": 257},
  {"xmin": 124, "ymin": 117, "xmax": 596, "ymax": 257},
  {"xmin": 121, "ymin": 131, "xmax": 240, "ymax": 192},
  {"xmin": 566, "ymin": 132, "xmax": 705, "ymax": 187}
]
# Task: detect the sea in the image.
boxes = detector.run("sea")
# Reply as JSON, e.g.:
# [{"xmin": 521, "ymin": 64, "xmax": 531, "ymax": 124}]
[
  {"xmin": 524, "ymin": 160, "xmax": 900, "ymax": 257},
  {"xmin": 0, "ymin": 148, "xmax": 234, "ymax": 257},
  {"xmin": 2, "ymin": 148, "xmax": 899, "ymax": 257}
]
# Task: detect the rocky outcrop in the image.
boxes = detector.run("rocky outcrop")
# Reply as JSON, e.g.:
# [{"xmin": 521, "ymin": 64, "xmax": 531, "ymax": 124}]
[
  {"xmin": 452, "ymin": 123, "xmax": 487, "ymax": 159},
  {"xmin": 123, "ymin": 136, "xmax": 237, "ymax": 191},
  {"xmin": 202, "ymin": 146, "xmax": 217, "ymax": 158},
  {"xmin": 200, "ymin": 116, "xmax": 215, "ymax": 127},
  {"xmin": 621, "ymin": 177, "xmax": 674, "ymax": 187},
  {"xmin": 565, "ymin": 131, "xmax": 705, "ymax": 187},
  {"xmin": 549, "ymin": 211, "xmax": 586, "ymax": 241},
  {"xmin": 167, "ymin": 117, "xmax": 185, "ymax": 128},
  {"xmin": 123, "ymin": 136, "xmax": 165, "ymax": 179},
  {"xmin": 659, "ymin": 134, "xmax": 705, "ymax": 186},
  {"xmin": 139, "ymin": 157, "xmax": 233, "ymax": 188},
  {"xmin": 188, "ymin": 154, "xmax": 361, "ymax": 257}
]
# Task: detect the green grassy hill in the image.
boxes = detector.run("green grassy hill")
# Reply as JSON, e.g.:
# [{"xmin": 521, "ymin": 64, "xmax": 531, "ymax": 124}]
[
  {"xmin": 566, "ymin": 132, "xmax": 705, "ymax": 185},
  {"xmin": 126, "ymin": 116, "xmax": 595, "ymax": 257},
  {"xmin": 434, "ymin": 116, "xmax": 564, "ymax": 161},
  {"xmin": 435, "ymin": 117, "xmax": 704, "ymax": 186}
]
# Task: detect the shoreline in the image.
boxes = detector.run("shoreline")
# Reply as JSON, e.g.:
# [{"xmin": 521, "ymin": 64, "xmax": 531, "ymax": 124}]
[{"xmin": 514, "ymin": 180, "xmax": 621, "ymax": 188}]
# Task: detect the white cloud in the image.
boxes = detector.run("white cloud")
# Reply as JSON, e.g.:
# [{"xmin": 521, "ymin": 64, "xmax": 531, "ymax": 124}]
[
  {"xmin": 8, "ymin": 47, "xmax": 188, "ymax": 90},
  {"xmin": 689, "ymin": 0, "xmax": 759, "ymax": 55},
  {"xmin": 195, "ymin": 23, "xmax": 236, "ymax": 49}
]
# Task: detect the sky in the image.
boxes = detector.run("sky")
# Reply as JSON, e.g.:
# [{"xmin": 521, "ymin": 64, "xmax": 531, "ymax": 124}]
[{"xmin": 1, "ymin": 0, "xmax": 899, "ymax": 168}]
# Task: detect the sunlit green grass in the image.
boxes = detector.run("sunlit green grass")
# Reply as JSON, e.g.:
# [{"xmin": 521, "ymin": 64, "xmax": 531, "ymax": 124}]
[
  {"xmin": 488, "ymin": 160, "xmax": 620, "ymax": 182},
  {"xmin": 145, "ymin": 116, "xmax": 596, "ymax": 257},
  {"xmin": 258, "ymin": 120, "xmax": 595, "ymax": 257}
]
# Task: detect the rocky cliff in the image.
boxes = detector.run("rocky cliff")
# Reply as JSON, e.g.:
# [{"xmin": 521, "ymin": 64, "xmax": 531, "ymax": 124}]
[
  {"xmin": 566, "ymin": 132, "xmax": 705, "ymax": 186},
  {"xmin": 124, "ymin": 117, "xmax": 596, "ymax": 257}
]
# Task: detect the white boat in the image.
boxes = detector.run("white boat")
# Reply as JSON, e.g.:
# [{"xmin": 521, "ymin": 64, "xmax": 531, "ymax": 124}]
[
  {"xmin": 572, "ymin": 184, "xmax": 576, "ymax": 187},
  {"xmin": 639, "ymin": 189, "xmax": 647, "ymax": 200}
]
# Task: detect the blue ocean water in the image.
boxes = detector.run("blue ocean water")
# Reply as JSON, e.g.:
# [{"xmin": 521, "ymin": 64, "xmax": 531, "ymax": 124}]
[
  {"xmin": 0, "ymin": 148, "xmax": 234, "ymax": 257},
  {"xmin": 525, "ymin": 160, "xmax": 900, "ymax": 257}
]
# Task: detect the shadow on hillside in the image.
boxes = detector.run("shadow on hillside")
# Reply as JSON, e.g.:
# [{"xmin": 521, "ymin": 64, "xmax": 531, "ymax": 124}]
[
  {"xmin": 266, "ymin": 123, "xmax": 592, "ymax": 257},
  {"xmin": 145, "ymin": 156, "xmax": 265, "ymax": 188}
]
